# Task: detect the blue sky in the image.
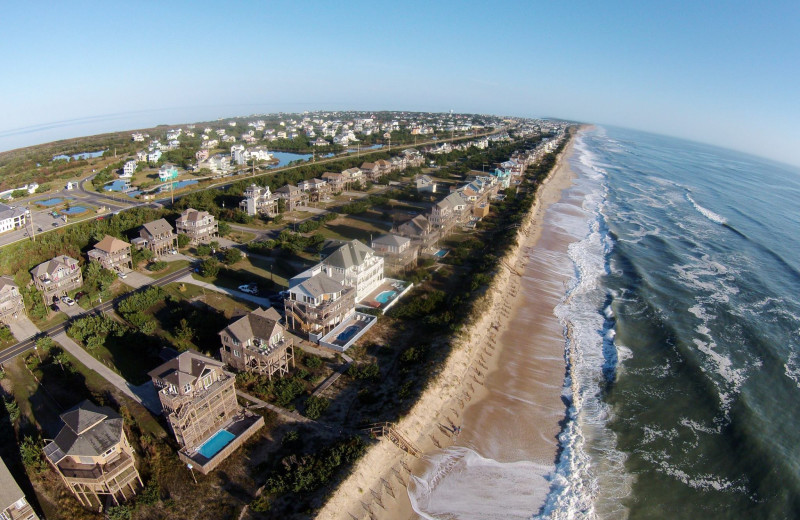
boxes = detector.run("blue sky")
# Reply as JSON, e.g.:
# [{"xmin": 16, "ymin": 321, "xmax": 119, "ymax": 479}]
[{"xmin": 1, "ymin": 0, "xmax": 799, "ymax": 166}]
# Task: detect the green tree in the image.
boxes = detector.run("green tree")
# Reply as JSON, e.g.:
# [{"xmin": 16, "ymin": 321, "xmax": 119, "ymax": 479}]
[
  {"xmin": 4, "ymin": 398, "xmax": 20, "ymax": 422},
  {"xmin": 0, "ymin": 325, "xmax": 13, "ymax": 342},
  {"xmin": 177, "ymin": 233, "xmax": 191, "ymax": 248},
  {"xmin": 223, "ymin": 248, "xmax": 242, "ymax": 265},
  {"xmin": 218, "ymin": 221, "xmax": 232, "ymax": 236},
  {"xmin": 196, "ymin": 243, "xmax": 212, "ymax": 256},
  {"xmin": 20, "ymin": 436, "xmax": 47, "ymax": 473},
  {"xmin": 199, "ymin": 258, "xmax": 220, "ymax": 278}
]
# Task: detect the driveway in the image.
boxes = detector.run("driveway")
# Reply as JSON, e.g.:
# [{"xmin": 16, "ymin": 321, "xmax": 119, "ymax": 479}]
[
  {"xmin": 7, "ymin": 317, "xmax": 40, "ymax": 342},
  {"xmin": 56, "ymin": 301, "xmax": 84, "ymax": 318},
  {"xmin": 53, "ymin": 331, "xmax": 162, "ymax": 414},
  {"xmin": 121, "ymin": 271, "xmax": 155, "ymax": 289},
  {"xmin": 162, "ymin": 252, "xmax": 192, "ymax": 263}
]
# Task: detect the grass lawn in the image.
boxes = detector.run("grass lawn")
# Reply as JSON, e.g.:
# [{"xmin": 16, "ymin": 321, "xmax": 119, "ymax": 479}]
[
  {"xmin": 31, "ymin": 310, "xmax": 68, "ymax": 331},
  {"xmin": 318, "ymin": 215, "xmax": 389, "ymax": 242},
  {"xmin": 140, "ymin": 259, "xmax": 190, "ymax": 278},
  {"xmin": 162, "ymin": 282, "xmax": 255, "ymax": 319},
  {"xmin": 226, "ymin": 229, "xmax": 256, "ymax": 243}
]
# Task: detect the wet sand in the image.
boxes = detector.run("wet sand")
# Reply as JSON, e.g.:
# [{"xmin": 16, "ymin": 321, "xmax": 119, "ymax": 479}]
[{"xmin": 317, "ymin": 133, "xmax": 580, "ymax": 520}]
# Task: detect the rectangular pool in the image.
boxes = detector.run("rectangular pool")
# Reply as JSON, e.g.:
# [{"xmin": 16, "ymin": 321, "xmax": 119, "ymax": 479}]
[
  {"xmin": 434, "ymin": 249, "xmax": 449, "ymax": 258},
  {"xmin": 197, "ymin": 429, "xmax": 235, "ymax": 458}
]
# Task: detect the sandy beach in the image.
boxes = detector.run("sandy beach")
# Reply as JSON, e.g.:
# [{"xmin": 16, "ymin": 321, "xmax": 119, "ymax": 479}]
[{"xmin": 317, "ymin": 133, "xmax": 579, "ymax": 520}]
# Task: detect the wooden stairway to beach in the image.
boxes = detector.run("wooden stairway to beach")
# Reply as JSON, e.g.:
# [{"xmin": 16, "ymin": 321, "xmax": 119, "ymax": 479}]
[{"xmin": 364, "ymin": 422, "xmax": 423, "ymax": 458}]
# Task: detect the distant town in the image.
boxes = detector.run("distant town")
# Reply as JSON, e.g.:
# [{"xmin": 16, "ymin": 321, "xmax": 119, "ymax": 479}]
[{"xmin": 0, "ymin": 111, "xmax": 570, "ymax": 519}]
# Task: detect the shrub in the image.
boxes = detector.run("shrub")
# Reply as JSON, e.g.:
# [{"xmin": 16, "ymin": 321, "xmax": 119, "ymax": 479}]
[
  {"xmin": 304, "ymin": 396, "xmax": 330, "ymax": 419},
  {"xmin": 0, "ymin": 325, "xmax": 13, "ymax": 342},
  {"xmin": 304, "ymin": 355, "xmax": 323, "ymax": 369},
  {"xmin": 148, "ymin": 260, "xmax": 168, "ymax": 271},
  {"xmin": 347, "ymin": 363, "xmax": 380, "ymax": 381}
]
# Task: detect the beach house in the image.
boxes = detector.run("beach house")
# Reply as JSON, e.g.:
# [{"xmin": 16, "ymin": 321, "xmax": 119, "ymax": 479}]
[
  {"xmin": 132, "ymin": 218, "xmax": 177, "ymax": 257},
  {"xmin": 284, "ymin": 271, "xmax": 356, "ymax": 340},
  {"xmin": 0, "ymin": 457, "xmax": 39, "ymax": 519},
  {"xmin": 239, "ymin": 184, "xmax": 278, "ymax": 217},
  {"xmin": 371, "ymin": 234, "xmax": 419, "ymax": 272},
  {"xmin": 0, "ymin": 203, "xmax": 29, "ymax": 233},
  {"xmin": 87, "ymin": 235, "xmax": 133, "ymax": 273},
  {"xmin": 274, "ymin": 184, "xmax": 308, "ymax": 211},
  {"xmin": 148, "ymin": 351, "xmax": 263, "ymax": 474},
  {"xmin": 30, "ymin": 255, "xmax": 83, "ymax": 304},
  {"xmin": 219, "ymin": 307, "xmax": 295, "ymax": 379},
  {"xmin": 176, "ymin": 208, "xmax": 218, "ymax": 244},
  {"xmin": 158, "ymin": 164, "xmax": 179, "ymax": 182},
  {"xmin": 43, "ymin": 401, "xmax": 143, "ymax": 511},
  {"xmin": 0, "ymin": 276, "xmax": 25, "ymax": 325}
]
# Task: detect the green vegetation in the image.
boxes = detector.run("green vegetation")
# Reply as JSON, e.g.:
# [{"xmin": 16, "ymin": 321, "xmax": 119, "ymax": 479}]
[{"xmin": 304, "ymin": 395, "xmax": 330, "ymax": 419}]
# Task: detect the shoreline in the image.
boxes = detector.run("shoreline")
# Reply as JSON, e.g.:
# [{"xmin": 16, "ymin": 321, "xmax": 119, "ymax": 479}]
[{"xmin": 317, "ymin": 131, "xmax": 580, "ymax": 520}]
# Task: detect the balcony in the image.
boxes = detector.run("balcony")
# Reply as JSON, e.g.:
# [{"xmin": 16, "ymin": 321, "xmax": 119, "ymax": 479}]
[{"xmin": 57, "ymin": 451, "xmax": 134, "ymax": 482}]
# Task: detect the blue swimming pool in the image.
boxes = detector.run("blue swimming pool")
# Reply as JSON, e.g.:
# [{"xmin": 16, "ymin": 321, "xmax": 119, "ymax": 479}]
[
  {"xmin": 375, "ymin": 290, "xmax": 397, "ymax": 304},
  {"xmin": 197, "ymin": 429, "xmax": 235, "ymax": 458},
  {"xmin": 434, "ymin": 249, "xmax": 449, "ymax": 258},
  {"xmin": 336, "ymin": 325, "xmax": 360, "ymax": 342}
]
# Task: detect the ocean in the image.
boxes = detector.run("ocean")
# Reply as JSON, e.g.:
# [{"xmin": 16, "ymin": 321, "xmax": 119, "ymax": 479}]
[{"xmin": 410, "ymin": 126, "xmax": 800, "ymax": 519}]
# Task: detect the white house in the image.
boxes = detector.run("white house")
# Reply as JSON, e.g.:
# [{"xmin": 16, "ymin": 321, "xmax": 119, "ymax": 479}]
[
  {"xmin": 147, "ymin": 149, "xmax": 162, "ymax": 164},
  {"xmin": 122, "ymin": 160, "xmax": 137, "ymax": 178},
  {"xmin": 0, "ymin": 203, "xmax": 29, "ymax": 233}
]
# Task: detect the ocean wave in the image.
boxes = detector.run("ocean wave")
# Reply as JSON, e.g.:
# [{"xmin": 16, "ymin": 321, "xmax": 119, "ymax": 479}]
[
  {"xmin": 540, "ymin": 133, "xmax": 633, "ymax": 519},
  {"xmin": 641, "ymin": 452, "xmax": 748, "ymax": 493},
  {"xmin": 686, "ymin": 193, "xmax": 727, "ymax": 225}
]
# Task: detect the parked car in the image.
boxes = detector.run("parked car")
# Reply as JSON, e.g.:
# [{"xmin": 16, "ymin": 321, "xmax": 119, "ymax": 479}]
[
  {"xmin": 171, "ymin": 249, "xmax": 177, "ymax": 255},
  {"xmin": 61, "ymin": 296, "xmax": 76, "ymax": 306},
  {"xmin": 75, "ymin": 291, "xmax": 86, "ymax": 300},
  {"xmin": 238, "ymin": 284, "xmax": 258, "ymax": 294},
  {"xmin": 117, "ymin": 271, "xmax": 127, "ymax": 279}
]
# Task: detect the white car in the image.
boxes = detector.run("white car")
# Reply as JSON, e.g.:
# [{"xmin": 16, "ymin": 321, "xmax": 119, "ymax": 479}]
[
  {"xmin": 61, "ymin": 296, "xmax": 76, "ymax": 306},
  {"xmin": 238, "ymin": 284, "xmax": 258, "ymax": 294}
]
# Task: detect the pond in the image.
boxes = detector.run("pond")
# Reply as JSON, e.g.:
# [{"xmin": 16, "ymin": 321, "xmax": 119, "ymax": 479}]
[
  {"xmin": 268, "ymin": 151, "xmax": 312, "ymax": 168},
  {"xmin": 61, "ymin": 206, "xmax": 88, "ymax": 215},
  {"xmin": 37, "ymin": 198, "xmax": 65, "ymax": 207},
  {"xmin": 52, "ymin": 150, "xmax": 105, "ymax": 162}
]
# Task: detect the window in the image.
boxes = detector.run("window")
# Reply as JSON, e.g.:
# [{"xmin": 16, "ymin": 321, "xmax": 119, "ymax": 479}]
[
  {"xmin": 202, "ymin": 374, "xmax": 213, "ymax": 389},
  {"xmin": 183, "ymin": 383, "xmax": 192, "ymax": 393},
  {"xmin": 233, "ymin": 349, "xmax": 240, "ymax": 357},
  {"xmin": 102, "ymin": 446, "xmax": 116, "ymax": 458}
]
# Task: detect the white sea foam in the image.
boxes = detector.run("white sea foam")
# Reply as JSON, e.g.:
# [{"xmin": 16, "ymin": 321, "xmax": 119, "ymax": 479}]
[
  {"xmin": 641, "ymin": 452, "xmax": 747, "ymax": 493},
  {"xmin": 409, "ymin": 447, "xmax": 553, "ymax": 520},
  {"xmin": 686, "ymin": 193, "xmax": 727, "ymax": 225},
  {"xmin": 784, "ymin": 352, "xmax": 800, "ymax": 389},
  {"xmin": 537, "ymin": 132, "xmax": 633, "ymax": 519}
]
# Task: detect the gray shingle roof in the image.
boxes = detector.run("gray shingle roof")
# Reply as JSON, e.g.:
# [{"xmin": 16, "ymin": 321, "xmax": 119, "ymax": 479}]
[
  {"xmin": 297, "ymin": 272, "xmax": 344, "ymax": 298},
  {"xmin": 0, "ymin": 457, "xmax": 25, "ymax": 512},
  {"xmin": 372, "ymin": 234, "xmax": 409, "ymax": 248},
  {"xmin": 323, "ymin": 240, "xmax": 374, "ymax": 270},
  {"xmin": 222, "ymin": 307, "xmax": 283, "ymax": 344},
  {"xmin": 148, "ymin": 350, "xmax": 224, "ymax": 388},
  {"xmin": 142, "ymin": 218, "xmax": 174, "ymax": 237},
  {"xmin": 45, "ymin": 401, "xmax": 123, "ymax": 461},
  {"xmin": 0, "ymin": 275, "xmax": 18, "ymax": 292},
  {"xmin": 30, "ymin": 255, "xmax": 79, "ymax": 279}
]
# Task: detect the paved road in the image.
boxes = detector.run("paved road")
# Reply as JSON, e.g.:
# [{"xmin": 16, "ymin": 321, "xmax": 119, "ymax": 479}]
[{"xmin": 0, "ymin": 266, "xmax": 192, "ymax": 366}]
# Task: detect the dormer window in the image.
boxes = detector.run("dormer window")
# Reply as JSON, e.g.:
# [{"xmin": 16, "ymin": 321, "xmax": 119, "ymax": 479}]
[{"xmin": 183, "ymin": 383, "xmax": 192, "ymax": 393}]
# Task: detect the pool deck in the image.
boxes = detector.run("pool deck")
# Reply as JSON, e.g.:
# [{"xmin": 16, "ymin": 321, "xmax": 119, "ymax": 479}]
[
  {"xmin": 357, "ymin": 278, "xmax": 414, "ymax": 312},
  {"xmin": 319, "ymin": 312, "xmax": 377, "ymax": 352},
  {"xmin": 178, "ymin": 412, "xmax": 264, "ymax": 474}
]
